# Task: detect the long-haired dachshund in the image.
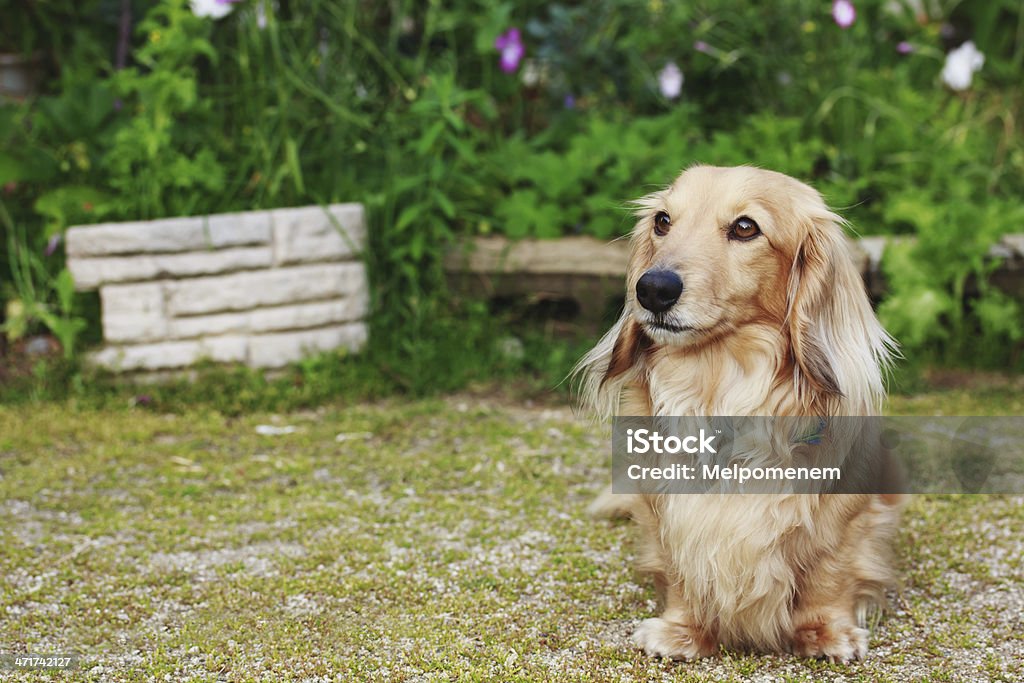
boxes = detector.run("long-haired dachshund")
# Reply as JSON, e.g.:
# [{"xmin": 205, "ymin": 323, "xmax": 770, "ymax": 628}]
[{"xmin": 576, "ymin": 165, "xmax": 902, "ymax": 662}]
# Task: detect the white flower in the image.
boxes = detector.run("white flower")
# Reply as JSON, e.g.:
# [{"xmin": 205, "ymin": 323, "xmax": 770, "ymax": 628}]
[
  {"xmin": 658, "ymin": 62, "xmax": 683, "ymax": 100},
  {"xmin": 521, "ymin": 59, "xmax": 541, "ymax": 87},
  {"xmin": 832, "ymin": 0, "xmax": 856, "ymax": 29},
  {"xmin": 190, "ymin": 0, "xmax": 236, "ymax": 20},
  {"xmin": 941, "ymin": 41, "xmax": 985, "ymax": 91},
  {"xmin": 254, "ymin": 1, "xmax": 278, "ymax": 30}
]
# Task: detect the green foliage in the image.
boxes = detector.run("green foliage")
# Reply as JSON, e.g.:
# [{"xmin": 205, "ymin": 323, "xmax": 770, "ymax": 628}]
[
  {"xmin": 1, "ymin": 0, "xmax": 1023, "ymax": 400},
  {"xmin": 490, "ymin": 108, "xmax": 705, "ymax": 238},
  {"xmin": 879, "ymin": 192, "xmax": 1024, "ymax": 365},
  {"xmin": 104, "ymin": 0, "xmax": 226, "ymax": 218},
  {"xmin": 0, "ymin": 204, "xmax": 85, "ymax": 358},
  {"xmin": 0, "ymin": 0, "xmax": 98, "ymax": 55}
]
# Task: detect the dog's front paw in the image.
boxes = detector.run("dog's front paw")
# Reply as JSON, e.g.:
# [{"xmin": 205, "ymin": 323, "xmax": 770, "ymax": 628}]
[
  {"xmin": 631, "ymin": 618, "xmax": 714, "ymax": 661},
  {"xmin": 793, "ymin": 621, "xmax": 868, "ymax": 663}
]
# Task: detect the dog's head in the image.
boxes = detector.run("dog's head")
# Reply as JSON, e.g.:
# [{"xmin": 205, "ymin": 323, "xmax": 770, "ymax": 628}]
[
  {"xmin": 627, "ymin": 165, "xmax": 807, "ymax": 349},
  {"xmin": 580, "ymin": 165, "xmax": 894, "ymax": 416}
]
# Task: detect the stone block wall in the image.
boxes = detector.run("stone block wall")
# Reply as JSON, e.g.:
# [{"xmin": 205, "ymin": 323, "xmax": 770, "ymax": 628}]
[
  {"xmin": 65, "ymin": 204, "xmax": 368, "ymax": 372},
  {"xmin": 444, "ymin": 234, "xmax": 1024, "ymax": 325}
]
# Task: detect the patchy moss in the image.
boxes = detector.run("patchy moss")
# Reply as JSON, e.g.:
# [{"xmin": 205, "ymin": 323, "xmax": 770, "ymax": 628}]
[{"xmin": 0, "ymin": 388, "xmax": 1022, "ymax": 681}]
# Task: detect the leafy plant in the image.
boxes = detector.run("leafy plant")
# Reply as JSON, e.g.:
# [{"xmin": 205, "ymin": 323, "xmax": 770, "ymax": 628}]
[
  {"xmin": 2, "ymin": 0, "xmax": 1023, "ymax": 397},
  {"xmin": 1, "ymin": 203, "xmax": 85, "ymax": 358},
  {"xmin": 102, "ymin": 0, "xmax": 226, "ymax": 219},
  {"xmin": 879, "ymin": 191, "xmax": 1024, "ymax": 368}
]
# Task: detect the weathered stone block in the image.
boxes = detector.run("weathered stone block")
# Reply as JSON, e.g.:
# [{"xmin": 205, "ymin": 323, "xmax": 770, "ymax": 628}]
[
  {"xmin": 444, "ymin": 235, "xmax": 629, "ymax": 277},
  {"xmin": 100, "ymin": 283, "xmax": 167, "ymax": 343},
  {"xmin": 1002, "ymin": 234, "xmax": 1024, "ymax": 260},
  {"xmin": 271, "ymin": 204, "xmax": 366, "ymax": 265},
  {"xmin": 67, "ymin": 204, "xmax": 370, "ymax": 374},
  {"xmin": 68, "ymin": 247, "xmax": 273, "ymax": 290},
  {"xmin": 167, "ymin": 296, "xmax": 369, "ymax": 339},
  {"xmin": 247, "ymin": 323, "xmax": 368, "ymax": 368},
  {"xmin": 65, "ymin": 212, "xmax": 272, "ymax": 259},
  {"xmin": 66, "ymin": 217, "xmax": 206, "ymax": 257},
  {"xmin": 88, "ymin": 336, "xmax": 248, "ymax": 371},
  {"xmin": 203, "ymin": 211, "xmax": 273, "ymax": 248},
  {"xmin": 858, "ymin": 237, "xmax": 888, "ymax": 274},
  {"xmin": 164, "ymin": 262, "xmax": 366, "ymax": 316}
]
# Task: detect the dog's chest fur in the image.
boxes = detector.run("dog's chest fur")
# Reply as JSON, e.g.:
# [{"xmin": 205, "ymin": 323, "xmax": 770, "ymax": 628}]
[{"xmin": 626, "ymin": 329, "xmax": 820, "ymax": 646}]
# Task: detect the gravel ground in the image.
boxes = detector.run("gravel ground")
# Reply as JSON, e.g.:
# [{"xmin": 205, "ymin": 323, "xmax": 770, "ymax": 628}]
[{"xmin": 0, "ymin": 391, "xmax": 1021, "ymax": 681}]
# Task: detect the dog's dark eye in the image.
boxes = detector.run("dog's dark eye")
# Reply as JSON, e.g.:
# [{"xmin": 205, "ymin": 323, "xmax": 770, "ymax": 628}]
[
  {"xmin": 653, "ymin": 211, "xmax": 671, "ymax": 236},
  {"xmin": 728, "ymin": 216, "xmax": 761, "ymax": 241}
]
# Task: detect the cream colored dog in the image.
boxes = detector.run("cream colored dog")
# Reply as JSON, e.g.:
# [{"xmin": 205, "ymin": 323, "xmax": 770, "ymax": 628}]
[{"xmin": 576, "ymin": 165, "xmax": 902, "ymax": 662}]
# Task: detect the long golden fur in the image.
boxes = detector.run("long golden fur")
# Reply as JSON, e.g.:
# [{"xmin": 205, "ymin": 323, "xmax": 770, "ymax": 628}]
[{"xmin": 575, "ymin": 165, "xmax": 903, "ymax": 662}]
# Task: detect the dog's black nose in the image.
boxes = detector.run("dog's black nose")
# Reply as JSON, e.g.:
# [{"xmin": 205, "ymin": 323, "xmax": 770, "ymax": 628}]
[{"xmin": 636, "ymin": 269, "xmax": 683, "ymax": 313}]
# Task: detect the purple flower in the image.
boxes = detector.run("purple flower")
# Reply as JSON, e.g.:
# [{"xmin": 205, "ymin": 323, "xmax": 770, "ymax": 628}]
[
  {"xmin": 495, "ymin": 28, "xmax": 524, "ymax": 73},
  {"xmin": 832, "ymin": 0, "xmax": 856, "ymax": 29},
  {"xmin": 694, "ymin": 40, "xmax": 712, "ymax": 54},
  {"xmin": 44, "ymin": 234, "xmax": 62, "ymax": 257},
  {"xmin": 563, "ymin": 94, "xmax": 576, "ymax": 109},
  {"xmin": 897, "ymin": 41, "xmax": 914, "ymax": 54}
]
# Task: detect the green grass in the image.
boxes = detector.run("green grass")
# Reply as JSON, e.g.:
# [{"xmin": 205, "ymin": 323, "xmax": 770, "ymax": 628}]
[
  {"xmin": 0, "ymin": 385, "xmax": 1022, "ymax": 681},
  {"xmin": 0, "ymin": 313, "xmax": 598, "ymax": 414}
]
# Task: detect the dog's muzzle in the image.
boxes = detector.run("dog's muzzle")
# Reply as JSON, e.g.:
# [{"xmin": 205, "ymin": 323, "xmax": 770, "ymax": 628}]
[{"xmin": 636, "ymin": 269, "xmax": 683, "ymax": 313}]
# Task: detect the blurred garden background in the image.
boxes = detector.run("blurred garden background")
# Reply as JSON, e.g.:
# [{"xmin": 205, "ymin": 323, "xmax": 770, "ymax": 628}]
[{"xmin": 1, "ymin": 0, "xmax": 1023, "ymax": 403}]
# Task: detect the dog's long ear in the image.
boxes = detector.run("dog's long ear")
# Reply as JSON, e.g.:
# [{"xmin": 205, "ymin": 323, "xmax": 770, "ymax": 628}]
[
  {"xmin": 573, "ymin": 187, "xmax": 663, "ymax": 419},
  {"xmin": 786, "ymin": 210, "xmax": 895, "ymax": 414},
  {"xmin": 572, "ymin": 312, "xmax": 649, "ymax": 419},
  {"xmin": 605, "ymin": 316, "xmax": 650, "ymax": 382}
]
